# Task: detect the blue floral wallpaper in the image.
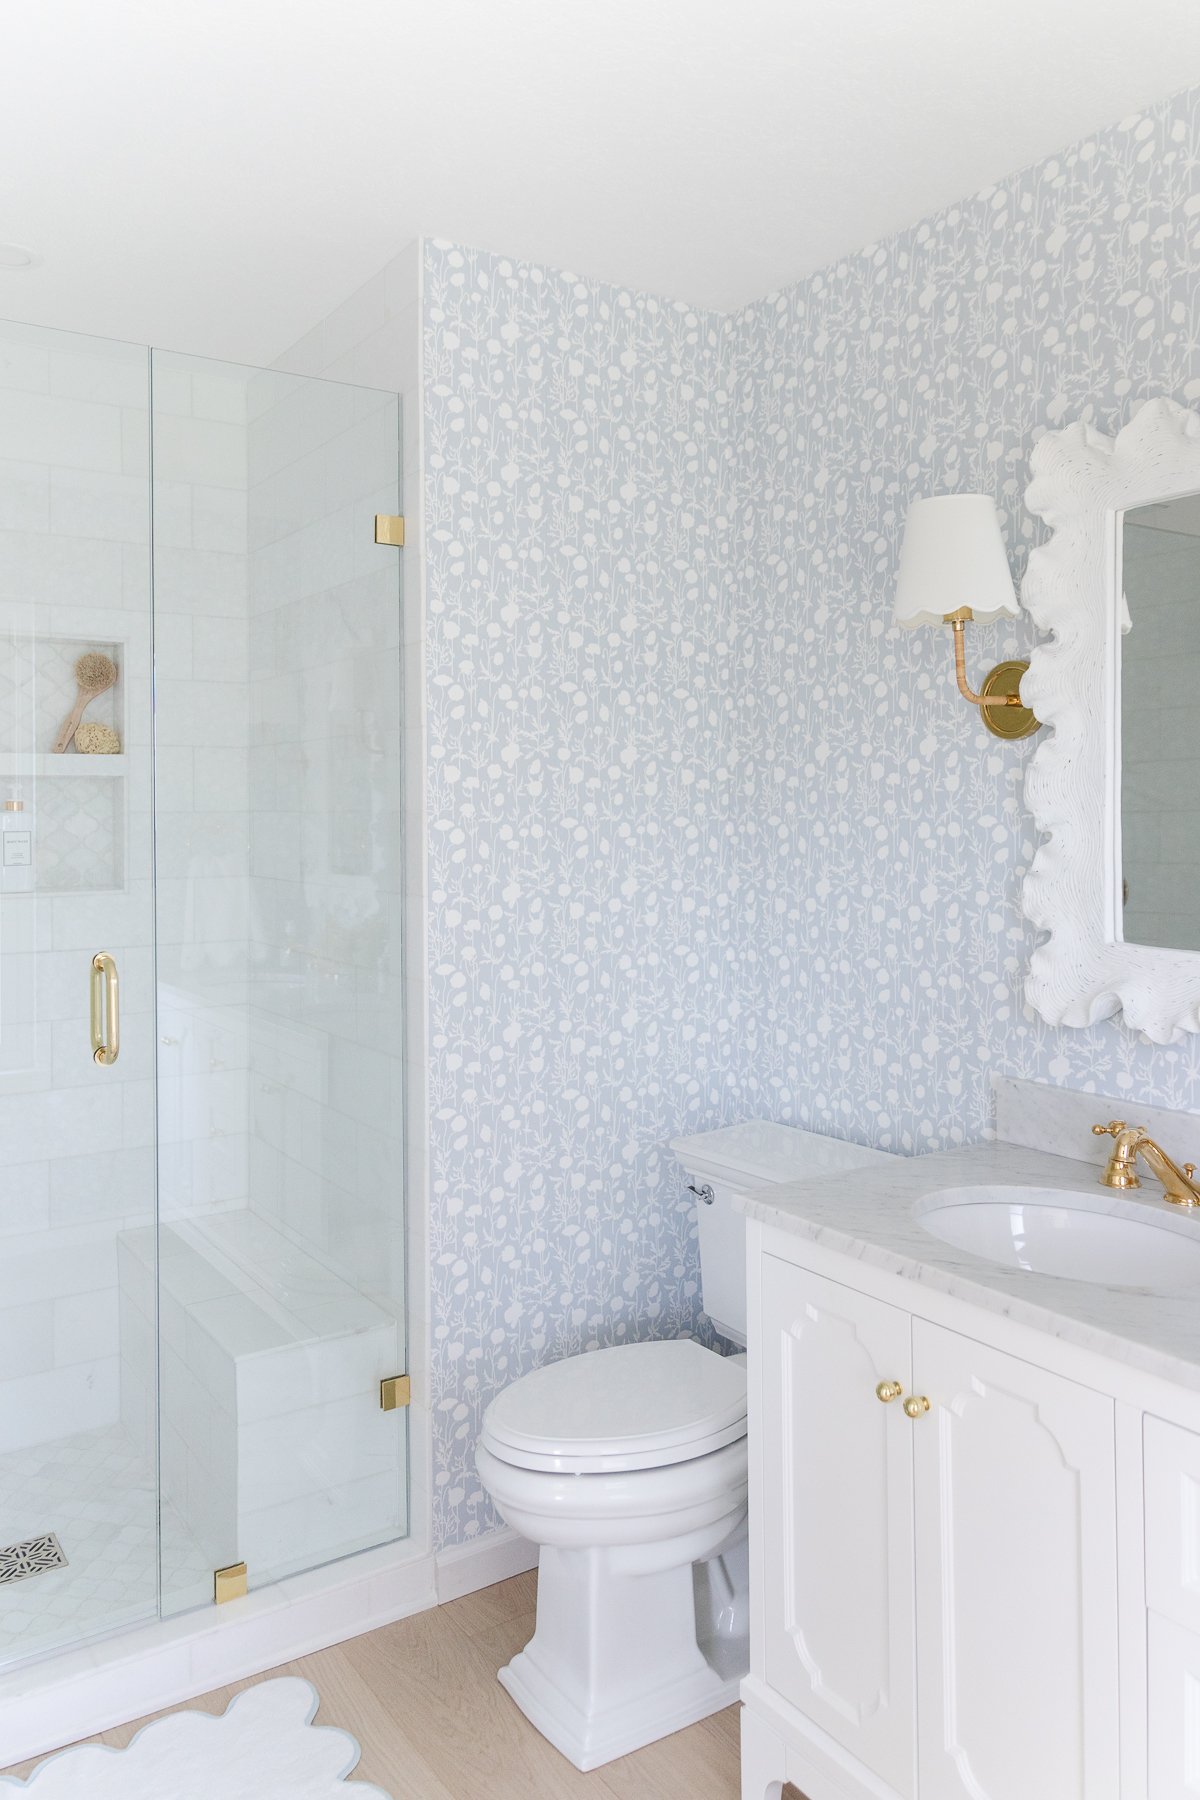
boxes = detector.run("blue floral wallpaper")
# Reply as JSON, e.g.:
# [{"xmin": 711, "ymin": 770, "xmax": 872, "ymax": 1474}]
[
  {"xmin": 424, "ymin": 83, "xmax": 1200, "ymax": 1546},
  {"xmin": 728, "ymin": 83, "xmax": 1200, "ymax": 1155},
  {"xmin": 422, "ymin": 245, "xmax": 737, "ymax": 1543}
]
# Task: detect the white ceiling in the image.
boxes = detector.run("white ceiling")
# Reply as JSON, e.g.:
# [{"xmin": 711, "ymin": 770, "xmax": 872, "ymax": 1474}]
[{"xmin": 4, "ymin": 0, "xmax": 1200, "ymax": 367}]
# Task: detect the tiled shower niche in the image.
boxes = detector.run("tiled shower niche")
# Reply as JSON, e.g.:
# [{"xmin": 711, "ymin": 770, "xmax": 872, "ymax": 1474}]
[{"xmin": 0, "ymin": 633, "xmax": 126, "ymax": 893}]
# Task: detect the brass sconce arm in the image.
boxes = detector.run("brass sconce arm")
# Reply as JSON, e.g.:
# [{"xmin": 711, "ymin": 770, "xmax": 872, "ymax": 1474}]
[
  {"xmin": 947, "ymin": 611, "xmax": 1018, "ymax": 707},
  {"xmin": 942, "ymin": 608, "xmax": 1040, "ymax": 741}
]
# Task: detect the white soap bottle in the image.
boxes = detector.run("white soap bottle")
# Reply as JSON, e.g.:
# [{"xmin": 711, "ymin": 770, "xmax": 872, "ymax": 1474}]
[{"xmin": 1, "ymin": 796, "xmax": 34, "ymax": 892}]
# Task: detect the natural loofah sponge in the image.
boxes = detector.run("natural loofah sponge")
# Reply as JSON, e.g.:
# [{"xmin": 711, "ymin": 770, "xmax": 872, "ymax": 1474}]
[{"xmin": 74, "ymin": 722, "xmax": 121, "ymax": 755}]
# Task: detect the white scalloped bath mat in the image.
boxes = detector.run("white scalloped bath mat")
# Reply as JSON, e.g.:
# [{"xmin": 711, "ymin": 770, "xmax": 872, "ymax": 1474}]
[{"xmin": 0, "ymin": 1678, "xmax": 392, "ymax": 1798}]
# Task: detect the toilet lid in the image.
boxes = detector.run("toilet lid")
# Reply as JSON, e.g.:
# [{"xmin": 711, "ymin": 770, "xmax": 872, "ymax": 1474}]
[{"xmin": 479, "ymin": 1340, "xmax": 748, "ymax": 1475}]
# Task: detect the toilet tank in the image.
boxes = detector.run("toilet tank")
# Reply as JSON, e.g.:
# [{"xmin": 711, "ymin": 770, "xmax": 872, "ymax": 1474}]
[{"xmin": 670, "ymin": 1122, "xmax": 894, "ymax": 1346}]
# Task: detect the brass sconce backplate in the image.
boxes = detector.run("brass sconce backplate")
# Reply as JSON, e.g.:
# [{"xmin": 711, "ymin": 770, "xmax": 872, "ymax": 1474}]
[{"xmin": 978, "ymin": 660, "xmax": 1039, "ymax": 740}]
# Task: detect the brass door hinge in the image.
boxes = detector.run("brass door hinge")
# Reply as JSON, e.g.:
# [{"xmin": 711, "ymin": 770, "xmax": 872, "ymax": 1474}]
[
  {"xmin": 374, "ymin": 514, "xmax": 405, "ymax": 547},
  {"xmin": 214, "ymin": 1561, "xmax": 247, "ymax": 1603},
  {"xmin": 380, "ymin": 1374, "xmax": 411, "ymax": 1411}
]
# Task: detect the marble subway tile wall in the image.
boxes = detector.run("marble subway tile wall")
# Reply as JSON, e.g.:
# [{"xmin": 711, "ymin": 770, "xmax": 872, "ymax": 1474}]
[
  {"xmin": 244, "ymin": 364, "xmax": 406, "ymax": 1310},
  {"xmin": 270, "ymin": 241, "xmax": 423, "ymax": 970},
  {"xmin": 422, "ymin": 244, "xmax": 740, "ymax": 1543},
  {"xmin": 150, "ymin": 357, "xmax": 253, "ymax": 1232},
  {"xmin": 120, "ymin": 357, "xmax": 255, "ymax": 1548},
  {"xmin": 270, "ymin": 239, "xmax": 429, "ymax": 1555},
  {"xmin": 0, "ymin": 324, "xmax": 156, "ymax": 1454}
]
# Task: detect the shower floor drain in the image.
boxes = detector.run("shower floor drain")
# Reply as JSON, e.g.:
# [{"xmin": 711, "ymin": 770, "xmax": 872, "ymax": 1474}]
[{"xmin": 0, "ymin": 1532, "xmax": 68, "ymax": 1586}]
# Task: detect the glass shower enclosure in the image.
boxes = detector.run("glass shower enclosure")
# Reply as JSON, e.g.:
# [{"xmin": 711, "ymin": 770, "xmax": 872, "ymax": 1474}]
[{"xmin": 0, "ymin": 322, "xmax": 408, "ymax": 1668}]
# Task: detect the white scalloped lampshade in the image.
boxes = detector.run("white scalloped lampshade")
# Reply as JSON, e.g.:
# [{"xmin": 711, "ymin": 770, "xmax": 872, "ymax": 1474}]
[{"xmin": 894, "ymin": 494, "xmax": 1019, "ymax": 627}]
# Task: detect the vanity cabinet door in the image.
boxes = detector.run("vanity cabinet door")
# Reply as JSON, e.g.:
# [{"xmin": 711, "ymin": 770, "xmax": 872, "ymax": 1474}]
[
  {"xmin": 1147, "ymin": 1611, "xmax": 1200, "ymax": 1799},
  {"xmin": 760, "ymin": 1256, "xmax": 916, "ymax": 1797},
  {"xmin": 911, "ymin": 1321, "xmax": 1119, "ymax": 1800}
]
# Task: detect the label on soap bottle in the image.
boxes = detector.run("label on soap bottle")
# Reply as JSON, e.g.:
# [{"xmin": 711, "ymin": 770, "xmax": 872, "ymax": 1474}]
[{"xmin": 1, "ymin": 799, "xmax": 34, "ymax": 891}]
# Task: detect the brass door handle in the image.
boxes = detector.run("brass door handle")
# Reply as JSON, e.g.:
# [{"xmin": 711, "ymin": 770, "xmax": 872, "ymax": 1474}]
[
  {"xmin": 902, "ymin": 1395, "xmax": 931, "ymax": 1419},
  {"xmin": 90, "ymin": 953, "xmax": 119, "ymax": 1065},
  {"xmin": 876, "ymin": 1380, "xmax": 903, "ymax": 1403}
]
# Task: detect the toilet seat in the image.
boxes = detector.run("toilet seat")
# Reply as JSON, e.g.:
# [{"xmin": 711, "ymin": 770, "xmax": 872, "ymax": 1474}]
[{"xmin": 479, "ymin": 1339, "xmax": 747, "ymax": 1475}]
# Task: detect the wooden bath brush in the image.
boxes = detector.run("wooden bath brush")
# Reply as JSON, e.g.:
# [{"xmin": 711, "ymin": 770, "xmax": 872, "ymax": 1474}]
[{"xmin": 52, "ymin": 652, "xmax": 117, "ymax": 753}]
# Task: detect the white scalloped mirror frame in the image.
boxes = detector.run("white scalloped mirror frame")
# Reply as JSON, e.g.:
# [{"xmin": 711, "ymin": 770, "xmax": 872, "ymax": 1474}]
[{"xmin": 1023, "ymin": 396, "xmax": 1200, "ymax": 1044}]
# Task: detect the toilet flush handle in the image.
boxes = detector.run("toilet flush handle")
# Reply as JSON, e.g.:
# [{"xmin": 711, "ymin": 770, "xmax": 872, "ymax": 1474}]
[{"xmin": 687, "ymin": 1182, "xmax": 715, "ymax": 1206}]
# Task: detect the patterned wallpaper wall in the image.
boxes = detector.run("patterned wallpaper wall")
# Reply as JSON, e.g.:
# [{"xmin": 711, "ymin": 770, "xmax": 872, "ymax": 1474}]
[
  {"xmin": 728, "ymin": 82, "xmax": 1200, "ymax": 1154},
  {"xmin": 422, "ymin": 245, "xmax": 738, "ymax": 1541},
  {"xmin": 424, "ymin": 83, "xmax": 1200, "ymax": 1545}
]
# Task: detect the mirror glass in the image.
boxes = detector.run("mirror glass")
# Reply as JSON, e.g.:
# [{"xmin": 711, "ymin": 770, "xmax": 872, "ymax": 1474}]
[{"xmin": 1121, "ymin": 493, "xmax": 1200, "ymax": 951}]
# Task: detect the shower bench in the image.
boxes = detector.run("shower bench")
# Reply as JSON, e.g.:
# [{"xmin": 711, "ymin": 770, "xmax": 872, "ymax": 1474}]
[{"xmin": 117, "ymin": 1209, "xmax": 404, "ymax": 1598}]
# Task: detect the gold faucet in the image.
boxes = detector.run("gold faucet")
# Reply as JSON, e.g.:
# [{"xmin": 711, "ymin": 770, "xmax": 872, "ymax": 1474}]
[{"xmin": 1091, "ymin": 1121, "xmax": 1200, "ymax": 1208}]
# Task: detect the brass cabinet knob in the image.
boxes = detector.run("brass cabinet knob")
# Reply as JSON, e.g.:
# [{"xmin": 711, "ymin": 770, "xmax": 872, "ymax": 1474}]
[
  {"xmin": 875, "ymin": 1380, "xmax": 903, "ymax": 1404},
  {"xmin": 902, "ymin": 1395, "xmax": 931, "ymax": 1419}
]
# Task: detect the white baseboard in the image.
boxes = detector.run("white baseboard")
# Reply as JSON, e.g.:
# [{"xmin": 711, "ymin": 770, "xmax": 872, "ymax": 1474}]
[
  {"xmin": 435, "ymin": 1525, "xmax": 539, "ymax": 1602},
  {"xmin": 0, "ymin": 1539, "xmax": 437, "ymax": 1770}
]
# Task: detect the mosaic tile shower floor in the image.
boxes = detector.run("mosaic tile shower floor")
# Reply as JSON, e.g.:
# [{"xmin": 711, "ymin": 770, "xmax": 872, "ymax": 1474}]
[{"xmin": 0, "ymin": 1422, "xmax": 210, "ymax": 1669}]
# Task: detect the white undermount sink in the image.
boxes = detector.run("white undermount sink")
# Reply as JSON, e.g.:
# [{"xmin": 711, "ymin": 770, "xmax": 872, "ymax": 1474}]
[{"xmin": 915, "ymin": 1185, "xmax": 1200, "ymax": 1291}]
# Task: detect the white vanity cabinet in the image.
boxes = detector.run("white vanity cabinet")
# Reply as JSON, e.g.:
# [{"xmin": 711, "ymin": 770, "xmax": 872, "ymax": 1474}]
[
  {"xmin": 910, "ymin": 1320, "xmax": 1119, "ymax": 1800},
  {"xmin": 759, "ymin": 1260, "xmax": 916, "ymax": 1793},
  {"xmin": 1145, "ymin": 1417, "xmax": 1200, "ymax": 1799},
  {"xmin": 745, "ymin": 1230, "xmax": 1140, "ymax": 1800}
]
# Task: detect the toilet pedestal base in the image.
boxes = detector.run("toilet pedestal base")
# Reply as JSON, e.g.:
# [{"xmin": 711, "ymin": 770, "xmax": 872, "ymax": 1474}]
[{"xmin": 499, "ymin": 1540, "xmax": 746, "ymax": 1771}]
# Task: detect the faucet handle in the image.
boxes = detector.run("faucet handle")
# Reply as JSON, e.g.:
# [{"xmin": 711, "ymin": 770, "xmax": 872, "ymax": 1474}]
[{"xmin": 1092, "ymin": 1121, "xmax": 1128, "ymax": 1137}]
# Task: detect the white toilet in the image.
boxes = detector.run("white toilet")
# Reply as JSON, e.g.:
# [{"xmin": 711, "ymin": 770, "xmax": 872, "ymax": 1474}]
[{"xmin": 475, "ymin": 1120, "xmax": 893, "ymax": 1770}]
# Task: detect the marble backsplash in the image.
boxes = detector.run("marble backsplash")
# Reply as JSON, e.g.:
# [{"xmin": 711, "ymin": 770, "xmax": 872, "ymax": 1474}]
[{"xmin": 993, "ymin": 1074, "xmax": 1200, "ymax": 1172}]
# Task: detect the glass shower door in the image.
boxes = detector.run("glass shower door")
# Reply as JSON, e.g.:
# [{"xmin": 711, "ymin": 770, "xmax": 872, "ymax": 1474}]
[
  {"xmin": 0, "ymin": 321, "xmax": 158, "ymax": 1668},
  {"xmin": 0, "ymin": 324, "xmax": 407, "ymax": 1669},
  {"xmin": 151, "ymin": 353, "xmax": 408, "ymax": 1613}
]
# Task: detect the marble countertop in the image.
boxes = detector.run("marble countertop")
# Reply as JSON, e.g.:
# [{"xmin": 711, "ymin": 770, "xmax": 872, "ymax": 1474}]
[{"xmin": 739, "ymin": 1140, "xmax": 1200, "ymax": 1391}]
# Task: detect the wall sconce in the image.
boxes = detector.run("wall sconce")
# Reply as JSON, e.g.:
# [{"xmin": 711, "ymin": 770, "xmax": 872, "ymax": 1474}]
[{"xmin": 894, "ymin": 493, "xmax": 1040, "ymax": 740}]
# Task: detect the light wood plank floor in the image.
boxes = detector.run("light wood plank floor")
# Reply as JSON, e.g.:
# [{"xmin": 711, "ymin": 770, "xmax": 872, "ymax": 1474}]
[{"xmin": 2, "ymin": 1572, "xmax": 804, "ymax": 1797}]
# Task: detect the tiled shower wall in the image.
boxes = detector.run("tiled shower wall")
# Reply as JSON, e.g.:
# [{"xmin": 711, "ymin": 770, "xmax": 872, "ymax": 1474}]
[
  {"xmin": 124, "ymin": 356, "xmax": 255, "ymax": 1519},
  {"xmin": 271, "ymin": 238, "xmax": 428, "ymax": 1549},
  {"xmin": 0, "ymin": 327, "xmax": 156, "ymax": 1456},
  {"xmin": 151, "ymin": 357, "xmax": 253, "ymax": 1233},
  {"xmin": 243, "ymin": 366, "xmax": 406, "ymax": 1307}
]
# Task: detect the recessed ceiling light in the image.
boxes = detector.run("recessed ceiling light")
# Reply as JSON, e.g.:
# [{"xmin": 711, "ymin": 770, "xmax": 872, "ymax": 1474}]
[{"xmin": 0, "ymin": 244, "xmax": 39, "ymax": 271}]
